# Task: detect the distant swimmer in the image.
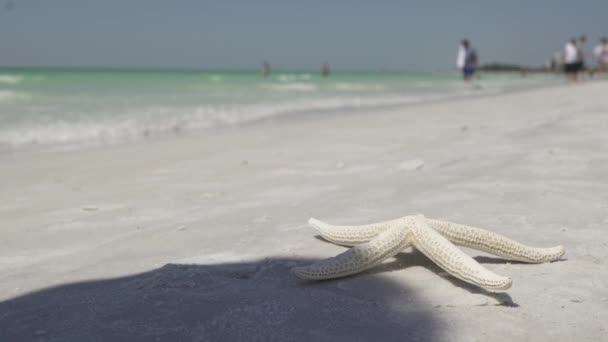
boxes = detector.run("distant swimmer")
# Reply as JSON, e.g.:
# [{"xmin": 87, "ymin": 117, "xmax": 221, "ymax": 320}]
[
  {"xmin": 261, "ymin": 61, "xmax": 271, "ymax": 77},
  {"xmin": 321, "ymin": 63, "xmax": 330, "ymax": 77}
]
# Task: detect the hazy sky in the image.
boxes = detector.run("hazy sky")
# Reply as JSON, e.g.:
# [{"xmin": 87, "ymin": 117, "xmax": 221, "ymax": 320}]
[{"xmin": 1, "ymin": 0, "xmax": 607, "ymax": 71}]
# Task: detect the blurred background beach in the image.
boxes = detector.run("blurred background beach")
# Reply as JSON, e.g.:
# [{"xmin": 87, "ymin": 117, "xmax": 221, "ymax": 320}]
[{"xmin": 0, "ymin": 1, "xmax": 607, "ymax": 154}]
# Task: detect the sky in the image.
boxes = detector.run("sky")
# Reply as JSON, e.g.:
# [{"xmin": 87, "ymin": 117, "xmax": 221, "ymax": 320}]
[{"xmin": 1, "ymin": 0, "xmax": 607, "ymax": 71}]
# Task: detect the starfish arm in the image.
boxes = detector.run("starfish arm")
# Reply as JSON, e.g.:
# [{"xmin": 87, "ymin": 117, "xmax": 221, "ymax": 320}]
[
  {"xmin": 426, "ymin": 219, "xmax": 565, "ymax": 263},
  {"xmin": 292, "ymin": 223, "xmax": 413, "ymax": 280},
  {"xmin": 411, "ymin": 217, "xmax": 513, "ymax": 291},
  {"xmin": 308, "ymin": 217, "xmax": 407, "ymax": 246}
]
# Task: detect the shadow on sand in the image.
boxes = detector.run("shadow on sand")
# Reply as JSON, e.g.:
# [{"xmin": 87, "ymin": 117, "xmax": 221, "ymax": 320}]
[
  {"xmin": 366, "ymin": 251, "xmax": 518, "ymax": 307},
  {"xmin": 311, "ymin": 235, "xmax": 519, "ymax": 307},
  {"xmin": 0, "ymin": 258, "xmax": 445, "ymax": 342}
]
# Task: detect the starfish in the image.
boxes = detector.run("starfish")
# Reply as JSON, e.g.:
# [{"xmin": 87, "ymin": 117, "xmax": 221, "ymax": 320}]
[{"xmin": 292, "ymin": 215, "xmax": 565, "ymax": 291}]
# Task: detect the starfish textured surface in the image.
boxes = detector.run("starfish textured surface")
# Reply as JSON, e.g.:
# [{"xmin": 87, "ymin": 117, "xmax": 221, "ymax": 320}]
[{"xmin": 292, "ymin": 215, "xmax": 565, "ymax": 291}]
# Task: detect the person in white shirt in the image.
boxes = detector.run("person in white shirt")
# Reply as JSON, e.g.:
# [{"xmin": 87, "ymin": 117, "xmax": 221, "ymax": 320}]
[
  {"xmin": 593, "ymin": 37, "xmax": 608, "ymax": 72},
  {"xmin": 456, "ymin": 39, "xmax": 478, "ymax": 82},
  {"xmin": 563, "ymin": 38, "xmax": 579, "ymax": 81},
  {"xmin": 456, "ymin": 43, "xmax": 466, "ymax": 70}
]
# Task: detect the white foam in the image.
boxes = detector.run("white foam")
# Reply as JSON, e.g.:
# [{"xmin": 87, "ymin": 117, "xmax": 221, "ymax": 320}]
[
  {"xmin": 276, "ymin": 74, "xmax": 313, "ymax": 82},
  {"xmin": 0, "ymin": 72, "xmax": 553, "ymax": 152},
  {"xmin": 415, "ymin": 81, "xmax": 434, "ymax": 88},
  {"xmin": 0, "ymin": 90, "xmax": 29, "ymax": 103},
  {"xmin": 0, "ymin": 74, "xmax": 23, "ymax": 84},
  {"xmin": 298, "ymin": 73, "xmax": 313, "ymax": 80},
  {"xmin": 334, "ymin": 82, "xmax": 386, "ymax": 91},
  {"xmin": 264, "ymin": 83, "xmax": 317, "ymax": 92},
  {"xmin": 0, "ymin": 94, "xmax": 429, "ymax": 149}
]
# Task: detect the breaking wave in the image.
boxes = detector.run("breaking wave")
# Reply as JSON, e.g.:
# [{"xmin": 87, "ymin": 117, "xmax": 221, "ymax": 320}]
[{"xmin": 0, "ymin": 95, "xmax": 431, "ymax": 149}]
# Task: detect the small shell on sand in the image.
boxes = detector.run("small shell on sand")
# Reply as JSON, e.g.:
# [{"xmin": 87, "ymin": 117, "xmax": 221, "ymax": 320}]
[{"xmin": 399, "ymin": 159, "xmax": 425, "ymax": 171}]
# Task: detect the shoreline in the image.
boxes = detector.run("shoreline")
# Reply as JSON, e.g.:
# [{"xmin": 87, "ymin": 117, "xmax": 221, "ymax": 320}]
[{"xmin": 1, "ymin": 73, "xmax": 564, "ymax": 160}]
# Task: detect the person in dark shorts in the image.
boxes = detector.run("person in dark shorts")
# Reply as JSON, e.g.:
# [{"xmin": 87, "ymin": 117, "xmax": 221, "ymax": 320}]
[
  {"xmin": 564, "ymin": 63, "xmax": 578, "ymax": 73},
  {"xmin": 458, "ymin": 39, "xmax": 478, "ymax": 82},
  {"xmin": 576, "ymin": 35, "xmax": 587, "ymax": 74},
  {"xmin": 563, "ymin": 38, "xmax": 579, "ymax": 81}
]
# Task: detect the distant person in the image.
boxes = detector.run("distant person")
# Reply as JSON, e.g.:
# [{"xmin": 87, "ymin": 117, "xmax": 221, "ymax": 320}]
[
  {"xmin": 456, "ymin": 42, "xmax": 465, "ymax": 71},
  {"xmin": 457, "ymin": 39, "xmax": 478, "ymax": 82},
  {"xmin": 551, "ymin": 52, "xmax": 563, "ymax": 71},
  {"xmin": 261, "ymin": 61, "xmax": 271, "ymax": 78},
  {"xmin": 576, "ymin": 35, "xmax": 588, "ymax": 76},
  {"xmin": 563, "ymin": 38, "xmax": 579, "ymax": 81},
  {"xmin": 321, "ymin": 63, "xmax": 330, "ymax": 77},
  {"xmin": 593, "ymin": 37, "xmax": 608, "ymax": 73}
]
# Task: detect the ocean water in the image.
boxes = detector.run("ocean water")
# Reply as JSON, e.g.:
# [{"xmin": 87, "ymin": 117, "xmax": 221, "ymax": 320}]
[{"xmin": 0, "ymin": 69, "xmax": 558, "ymax": 152}]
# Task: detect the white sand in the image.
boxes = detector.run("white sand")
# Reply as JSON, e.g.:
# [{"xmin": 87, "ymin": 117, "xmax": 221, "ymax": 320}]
[{"xmin": 1, "ymin": 82, "xmax": 608, "ymax": 341}]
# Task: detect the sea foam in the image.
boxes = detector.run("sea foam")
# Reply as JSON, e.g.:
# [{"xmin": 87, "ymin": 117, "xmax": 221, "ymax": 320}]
[
  {"xmin": 0, "ymin": 69, "xmax": 558, "ymax": 152},
  {"xmin": 0, "ymin": 74, "xmax": 23, "ymax": 84}
]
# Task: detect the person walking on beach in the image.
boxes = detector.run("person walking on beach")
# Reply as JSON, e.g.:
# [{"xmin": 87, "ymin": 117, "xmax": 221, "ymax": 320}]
[
  {"xmin": 563, "ymin": 38, "xmax": 579, "ymax": 82},
  {"xmin": 457, "ymin": 39, "xmax": 478, "ymax": 82},
  {"xmin": 576, "ymin": 35, "xmax": 588, "ymax": 77},
  {"xmin": 593, "ymin": 37, "xmax": 608, "ymax": 73}
]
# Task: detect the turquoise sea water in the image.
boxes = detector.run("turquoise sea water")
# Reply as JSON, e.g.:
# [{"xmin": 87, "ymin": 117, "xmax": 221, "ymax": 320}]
[{"xmin": 0, "ymin": 69, "xmax": 558, "ymax": 152}]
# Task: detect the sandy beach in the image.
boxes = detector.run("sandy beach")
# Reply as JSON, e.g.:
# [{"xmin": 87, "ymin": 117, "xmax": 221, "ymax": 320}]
[{"xmin": 1, "ymin": 81, "xmax": 608, "ymax": 341}]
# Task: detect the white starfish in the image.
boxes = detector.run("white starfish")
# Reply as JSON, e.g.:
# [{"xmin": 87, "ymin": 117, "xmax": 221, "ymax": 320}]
[{"xmin": 292, "ymin": 215, "xmax": 565, "ymax": 291}]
